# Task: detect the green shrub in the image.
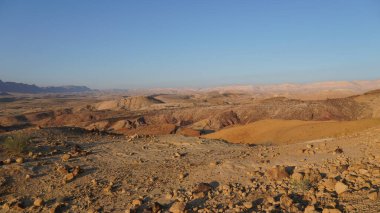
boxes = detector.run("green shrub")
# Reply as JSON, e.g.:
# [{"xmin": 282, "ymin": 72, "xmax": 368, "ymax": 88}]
[
  {"xmin": 290, "ymin": 179, "xmax": 312, "ymax": 194},
  {"xmin": 1, "ymin": 133, "xmax": 30, "ymax": 153}
]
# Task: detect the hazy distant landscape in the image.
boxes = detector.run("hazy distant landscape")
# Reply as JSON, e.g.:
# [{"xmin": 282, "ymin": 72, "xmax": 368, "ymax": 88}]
[
  {"xmin": 0, "ymin": 80, "xmax": 92, "ymax": 93},
  {"xmin": 1, "ymin": 78, "xmax": 380, "ymax": 212},
  {"xmin": 1, "ymin": 1, "xmax": 380, "ymax": 213}
]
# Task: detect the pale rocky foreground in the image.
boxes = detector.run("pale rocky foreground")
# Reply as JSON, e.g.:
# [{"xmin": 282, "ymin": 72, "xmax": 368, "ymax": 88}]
[{"xmin": 1, "ymin": 127, "xmax": 380, "ymax": 212}]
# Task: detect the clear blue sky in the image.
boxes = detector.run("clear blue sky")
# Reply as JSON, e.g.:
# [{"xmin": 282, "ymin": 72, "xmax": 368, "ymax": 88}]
[{"xmin": 0, "ymin": 0, "xmax": 379, "ymax": 89}]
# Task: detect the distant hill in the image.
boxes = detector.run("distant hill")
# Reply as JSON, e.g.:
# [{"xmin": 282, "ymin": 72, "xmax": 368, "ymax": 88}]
[
  {"xmin": 95, "ymin": 96, "xmax": 164, "ymax": 110},
  {"xmin": 204, "ymin": 80, "xmax": 380, "ymax": 94},
  {"xmin": 0, "ymin": 80, "xmax": 92, "ymax": 93},
  {"xmin": 122, "ymin": 79, "xmax": 380, "ymax": 100},
  {"xmin": 0, "ymin": 92, "xmax": 11, "ymax": 96}
]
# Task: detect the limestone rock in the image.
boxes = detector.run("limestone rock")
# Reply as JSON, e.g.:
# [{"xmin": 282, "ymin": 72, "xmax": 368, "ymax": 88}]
[
  {"xmin": 280, "ymin": 195, "xmax": 293, "ymax": 210},
  {"xmin": 335, "ymin": 182, "xmax": 348, "ymax": 194},
  {"xmin": 368, "ymin": 191, "xmax": 379, "ymax": 200},
  {"xmin": 194, "ymin": 182, "xmax": 212, "ymax": 193},
  {"xmin": 132, "ymin": 199, "xmax": 142, "ymax": 206},
  {"xmin": 267, "ymin": 165, "xmax": 289, "ymax": 181},
  {"xmin": 243, "ymin": 201, "xmax": 253, "ymax": 209},
  {"xmin": 61, "ymin": 154, "xmax": 71, "ymax": 162},
  {"xmin": 57, "ymin": 165, "xmax": 68, "ymax": 175},
  {"xmin": 15, "ymin": 157, "xmax": 24, "ymax": 164},
  {"xmin": 291, "ymin": 172, "xmax": 304, "ymax": 181},
  {"xmin": 304, "ymin": 205, "xmax": 318, "ymax": 213},
  {"xmin": 319, "ymin": 178, "xmax": 337, "ymax": 192},
  {"xmin": 64, "ymin": 173, "xmax": 75, "ymax": 182},
  {"xmin": 322, "ymin": 208, "xmax": 341, "ymax": 213},
  {"xmin": 33, "ymin": 198, "xmax": 44, "ymax": 207},
  {"xmin": 3, "ymin": 158, "xmax": 12, "ymax": 164},
  {"xmin": 169, "ymin": 201, "xmax": 186, "ymax": 213}
]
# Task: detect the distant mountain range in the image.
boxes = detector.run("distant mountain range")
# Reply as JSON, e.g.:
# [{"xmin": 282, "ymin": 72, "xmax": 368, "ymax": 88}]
[
  {"xmin": 0, "ymin": 80, "xmax": 92, "ymax": 93},
  {"xmin": 125, "ymin": 79, "xmax": 380, "ymax": 100},
  {"xmin": 204, "ymin": 80, "xmax": 380, "ymax": 93},
  {"xmin": 200, "ymin": 79, "xmax": 380, "ymax": 99}
]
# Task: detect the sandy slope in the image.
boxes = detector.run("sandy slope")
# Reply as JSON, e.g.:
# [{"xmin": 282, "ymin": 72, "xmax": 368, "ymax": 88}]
[{"xmin": 204, "ymin": 119, "xmax": 380, "ymax": 145}]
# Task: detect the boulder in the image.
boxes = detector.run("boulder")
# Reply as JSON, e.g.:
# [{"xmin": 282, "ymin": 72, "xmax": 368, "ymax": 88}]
[{"xmin": 267, "ymin": 165, "xmax": 290, "ymax": 181}]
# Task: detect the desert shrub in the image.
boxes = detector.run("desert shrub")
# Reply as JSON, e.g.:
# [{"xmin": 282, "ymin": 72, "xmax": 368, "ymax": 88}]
[
  {"xmin": 1, "ymin": 133, "xmax": 30, "ymax": 153},
  {"xmin": 290, "ymin": 179, "xmax": 312, "ymax": 194}
]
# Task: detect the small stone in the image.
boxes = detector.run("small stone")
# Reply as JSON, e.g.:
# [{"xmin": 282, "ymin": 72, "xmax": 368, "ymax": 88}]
[
  {"xmin": 335, "ymin": 182, "xmax": 348, "ymax": 194},
  {"xmin": 319, "ymin": 178, "xmax": 337, "ymax": 192},
  {"xmin": 164, "ymin": 192, "xmax": 173, "ymax": 200},
  {"xmin": 359, "ymin": 169, "xmax": 369, "ymax": 175},
  {"xmin": 209, "ymin": 161, "xmax": 220, "ymax": 167},
  {"xmin": 2, "ymin": 203, "xmax": 10, "ymax": 210},
  {"xmin": 345, "ymin": 205, "xmax": 355, "ymax": 212},
  {"xmin": 57, "ymin": 165, "xmax": 68, "ymax": 175},
  {"xmin": 3, "ymin": 158, "xmax": 12, "ymax": 164},
  {"xmin": 64, "ymin": 173, "xmax": 75, "ymax": 182},
  {"xmin": 91, "ymin": 179, "xmax": 98, "ymax": 186},
  {"xmin": 33, "ymin": 198, "xmax": 44, "ymax": 207},
  {"xmin": 61, "ymin": 154, "xmax": 71, "ymax": 162},
  {"xmin": 322, "ymin": 208, "xmax": 341, "ymax": 213},
  {"xmin": 132, "ymin": 199, "xmax": 142, "ymax": 206},
  {"xmin": 179, "ymin": 173, "xmax": 187, "ymax": 179},
  {"xmin": 192, "ymin": 192, "xmax": 205, "ymax": 199},
  {"xmin": 291, "ymin": 172, "xmax": 304, "ymax": 181},
  {"xmin": 72, "ymin": 166, "xmax": 81, "ymax": 176},
  {"xmin": 169, "ymin": 201, "xmax": 186, "ymax": 213},
  {"xmin": 103, "ymin": 185, "xmax": 113, "ymax": 195},
  {"xmin": 280, "ymin": 195, "xmax": 293, "ymax": 209},
  {"xmin": 243, "ymin": 202, "xmax": 253, "ymax": 209},
  {"xmin": 87, "ymin": 208, "xmax": 98, "ymax": 213},
  {"xmin": 368, "ymin": 191, "xmax": 379, "ymax": 200},
  {"xmin": 194, "ymin": 182, "xmax": 212, "ymax": 193},
  {"xmin": 304, "ymin": 205, "xmax": 317, "ymax": 213},
  {"xmin": 15, "ymin": 157, "xmax": 24, "ymax": 164},
  {"xmin": 265, "ymin": 196, "xmax": 275, "ymax": 204}
]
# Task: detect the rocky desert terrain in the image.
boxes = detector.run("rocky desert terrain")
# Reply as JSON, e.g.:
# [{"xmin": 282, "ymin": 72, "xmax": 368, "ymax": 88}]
[{"xmin": 1, "ymin": 85, "xmax": 380, "ymax": 212}]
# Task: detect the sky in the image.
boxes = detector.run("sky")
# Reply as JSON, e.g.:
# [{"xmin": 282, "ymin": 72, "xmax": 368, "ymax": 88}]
[{"xmin": 0, "ymin": 0, "xmax": 380, "ymax": 89}]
